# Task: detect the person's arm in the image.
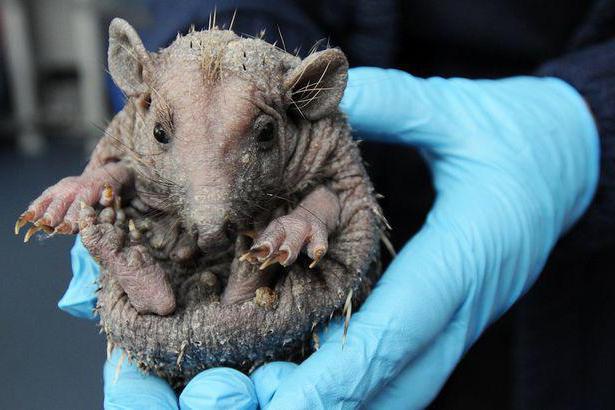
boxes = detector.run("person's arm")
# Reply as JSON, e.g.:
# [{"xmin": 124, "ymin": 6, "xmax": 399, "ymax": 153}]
[{"xmin": 536, "ymin": 37, "xmax": 615, "ymax": 250}]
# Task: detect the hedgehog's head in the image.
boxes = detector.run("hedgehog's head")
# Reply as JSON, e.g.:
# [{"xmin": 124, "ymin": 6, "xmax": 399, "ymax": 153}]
[{"xmin": 107, "ymin": 18, "xmax": 348, "ymax": 251}]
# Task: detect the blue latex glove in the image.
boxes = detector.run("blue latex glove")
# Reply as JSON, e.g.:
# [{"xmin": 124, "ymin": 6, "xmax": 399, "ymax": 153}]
[
  {"xmin": 60, "ymin": 67, "xmax": 599, "ymax": 408},
  {"xmin": 102, "ymin": 349, "xmax": 258, "ymax": 409},
  {"xmin": 248, "ymin": 68, "xmax": 599, "ymax": 408}
]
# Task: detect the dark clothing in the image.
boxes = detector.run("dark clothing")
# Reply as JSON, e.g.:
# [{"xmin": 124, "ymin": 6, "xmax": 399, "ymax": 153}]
[
  {"xmin": 131, "ymin": 1, "xmax": 615, "ymax": 407},
  {"xmin": 394, "ymin": 4, "xmax": 615, "ymax": 409}
]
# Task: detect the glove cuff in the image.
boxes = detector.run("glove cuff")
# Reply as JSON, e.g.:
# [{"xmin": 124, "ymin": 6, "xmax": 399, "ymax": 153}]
[
  {"xmin": 537, "ymin": 38, "xmax": 615, "ymax": 248},
  {"xmin": 539, "ymin": 76, "xmax": 601, "ymax": 233}
]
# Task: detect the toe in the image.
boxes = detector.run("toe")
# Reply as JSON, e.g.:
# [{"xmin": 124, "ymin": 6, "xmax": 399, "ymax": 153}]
[
  {"xmin": 98, "ymin": 207, "xmax": 116, "ymax": 225},
  {"xmin": 30, "ymin": 176, "xmax": 81, "ymax": 226},
  {"xmin": 306, "ymin": 225, "xmax": 328, "ymax": 268},
  {"xmin": 274, "ymin": 217, "xmax": 311, "ymax": 266},
  {"xmin": 250, "ymin": 221, "xmax": 286, "ymax": 262},
  {"xmin": 44, "ymin": 194, "xmax": 78, "ymax": 227},
  {"xmin": 79, "ymin": 204, "xmax": 125, "ymax": 257},
  {"xmin": 78, "ymin": 203, "xmax": 97, "ymax": 231}
]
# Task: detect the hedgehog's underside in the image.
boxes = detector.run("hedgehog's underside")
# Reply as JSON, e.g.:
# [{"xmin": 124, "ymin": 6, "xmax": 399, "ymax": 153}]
[{"xmin": 97, "ymin": 201, "xmax": 381, "ymax": 387}]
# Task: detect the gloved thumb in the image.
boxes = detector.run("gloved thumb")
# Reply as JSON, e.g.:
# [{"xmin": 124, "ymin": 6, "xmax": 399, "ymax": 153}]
[
  {"xmin": 103, "ymin": 349, "xmax": 178, "ymax": 409},
  {"xmin": 179, "ymin": 368, "xmax": 258, "ymax": 410},
  {"xmin": 340, "ymin": 67, "xmax": 450, "ymax": 150},
  {"xmin": 250, "ymin": 362, "xmax": 297, "ymax": 407}
]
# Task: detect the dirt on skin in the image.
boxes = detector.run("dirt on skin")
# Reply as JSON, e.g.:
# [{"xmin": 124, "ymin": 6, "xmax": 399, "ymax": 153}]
[{"xmin": 17, "ymin": 17, "xmax": 385, "ymax": 386}]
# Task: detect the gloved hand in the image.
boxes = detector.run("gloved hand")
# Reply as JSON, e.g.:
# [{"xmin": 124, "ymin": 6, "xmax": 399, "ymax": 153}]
[
  {"xmin": 248, "ymin": 68, "xmax": 600, "ymax": 408},
  {"xmin": 59, "ymin": 67, "xmax": 599, "ymax": 409}
]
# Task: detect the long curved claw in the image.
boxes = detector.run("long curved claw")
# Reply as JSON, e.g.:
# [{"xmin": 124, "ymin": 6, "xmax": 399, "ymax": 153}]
[
  {"xmin": 24, "ymin": 225, "xmax": 41, "ymax": 243},
  {"xmin": 258, "ymin": 251, "xmax": 289, "ymax": 270},
  {"xmin": 14, "ymin": 211, "xmax": 34, "ymax": 235},
  {"xmin": 241, "ymin": 243, "xmax": 273, "ymax": 265},
  {"xmin": 239, "ymin": 251, "xmax": 257, "ymax": 263},
  {"xmin": 259, "ymin": 256, "xmax": 278, "ymax": 270},
  {"xmin": 14, "ymin": 218, "xmax": 27, "ymax": 235},
  {"xmin": 309, "ymin": 247, "xmax": 326, "ymax": 269}
]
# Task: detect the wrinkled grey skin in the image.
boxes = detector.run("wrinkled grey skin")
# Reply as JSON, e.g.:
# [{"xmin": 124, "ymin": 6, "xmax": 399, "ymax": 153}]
[{"xmin": 18, "ymin": 18, "xmax": 384, "ymax": 385}]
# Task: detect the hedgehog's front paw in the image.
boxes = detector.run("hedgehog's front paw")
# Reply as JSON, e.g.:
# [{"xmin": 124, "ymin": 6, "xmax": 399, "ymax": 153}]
[
  {"xmin": 15, "ymin": 162, "xmax": 132, "ymax": 240},
  {"xmin": 80, "ymin": 203, "xmax": 175, "ymax": 316},
  {"xmin": 242, "ymin": 214, "xmax": 328, "ymax": 270}
]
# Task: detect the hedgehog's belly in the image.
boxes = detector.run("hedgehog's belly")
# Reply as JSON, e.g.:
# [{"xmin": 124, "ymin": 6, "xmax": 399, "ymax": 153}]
[{"xmin": 97, "ymin": 207, "xmax": 381, "ymax": 389}]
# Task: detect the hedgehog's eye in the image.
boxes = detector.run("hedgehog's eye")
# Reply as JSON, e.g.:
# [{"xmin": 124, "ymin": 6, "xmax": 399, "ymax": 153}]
[
  {"xmin": 256, "ymin": 122, "xmax": 275, "ymax": 147},
  {"xmin": 153, "ymin": 123, "xmax": 169, "ymax": 144}
]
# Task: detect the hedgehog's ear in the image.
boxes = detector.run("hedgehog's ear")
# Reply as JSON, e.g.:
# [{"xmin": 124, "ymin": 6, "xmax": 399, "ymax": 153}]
[
  {"xmin": 284, "ymin": 48, "xmax": 348, "ymax": 120},
  {"xmin": 108, "ymin": 18, "xmax": 152, "ymax": 97}
]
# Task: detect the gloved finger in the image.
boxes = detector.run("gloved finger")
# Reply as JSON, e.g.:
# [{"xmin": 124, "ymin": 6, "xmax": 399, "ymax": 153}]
[
  {"xmin": 104, "ymin": 349, "xmax": 178, "ymax": 410},
  {"xmin": 340, "ymin": 67, "xmax": 456, "ymax": 151},
  {"xmin": 250, "ymin": 361, "xmax": 297, "ymax": 407},
  {"xmin": 57, "ymin": 235, "xmax": 101, "ymax": 319},
  {"xmin": 179, "ymin": 367, "xmax": 258, "ymax": 410},
  {"xmin": 266, "ymin": 217, "xmax": 468, "ymax": 409},
  {"xmin": 367, "ymin": 301, "xmax": 473, "ymax": 409}
]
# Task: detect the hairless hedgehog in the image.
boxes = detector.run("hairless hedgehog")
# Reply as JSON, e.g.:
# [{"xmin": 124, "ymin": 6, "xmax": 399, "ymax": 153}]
[{"xmin": 16, "ymin": 18, "xmax": 384, "ymax": 385}]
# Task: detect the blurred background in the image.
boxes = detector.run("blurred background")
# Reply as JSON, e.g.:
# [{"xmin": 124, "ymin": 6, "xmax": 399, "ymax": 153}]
[
  {"xmin": 1, "ymin": 0, "xmax": 612, "ymax": 409},
  {"xmin": 0, "ymin": 2, "xmax": 152, "ymax": 408}
]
